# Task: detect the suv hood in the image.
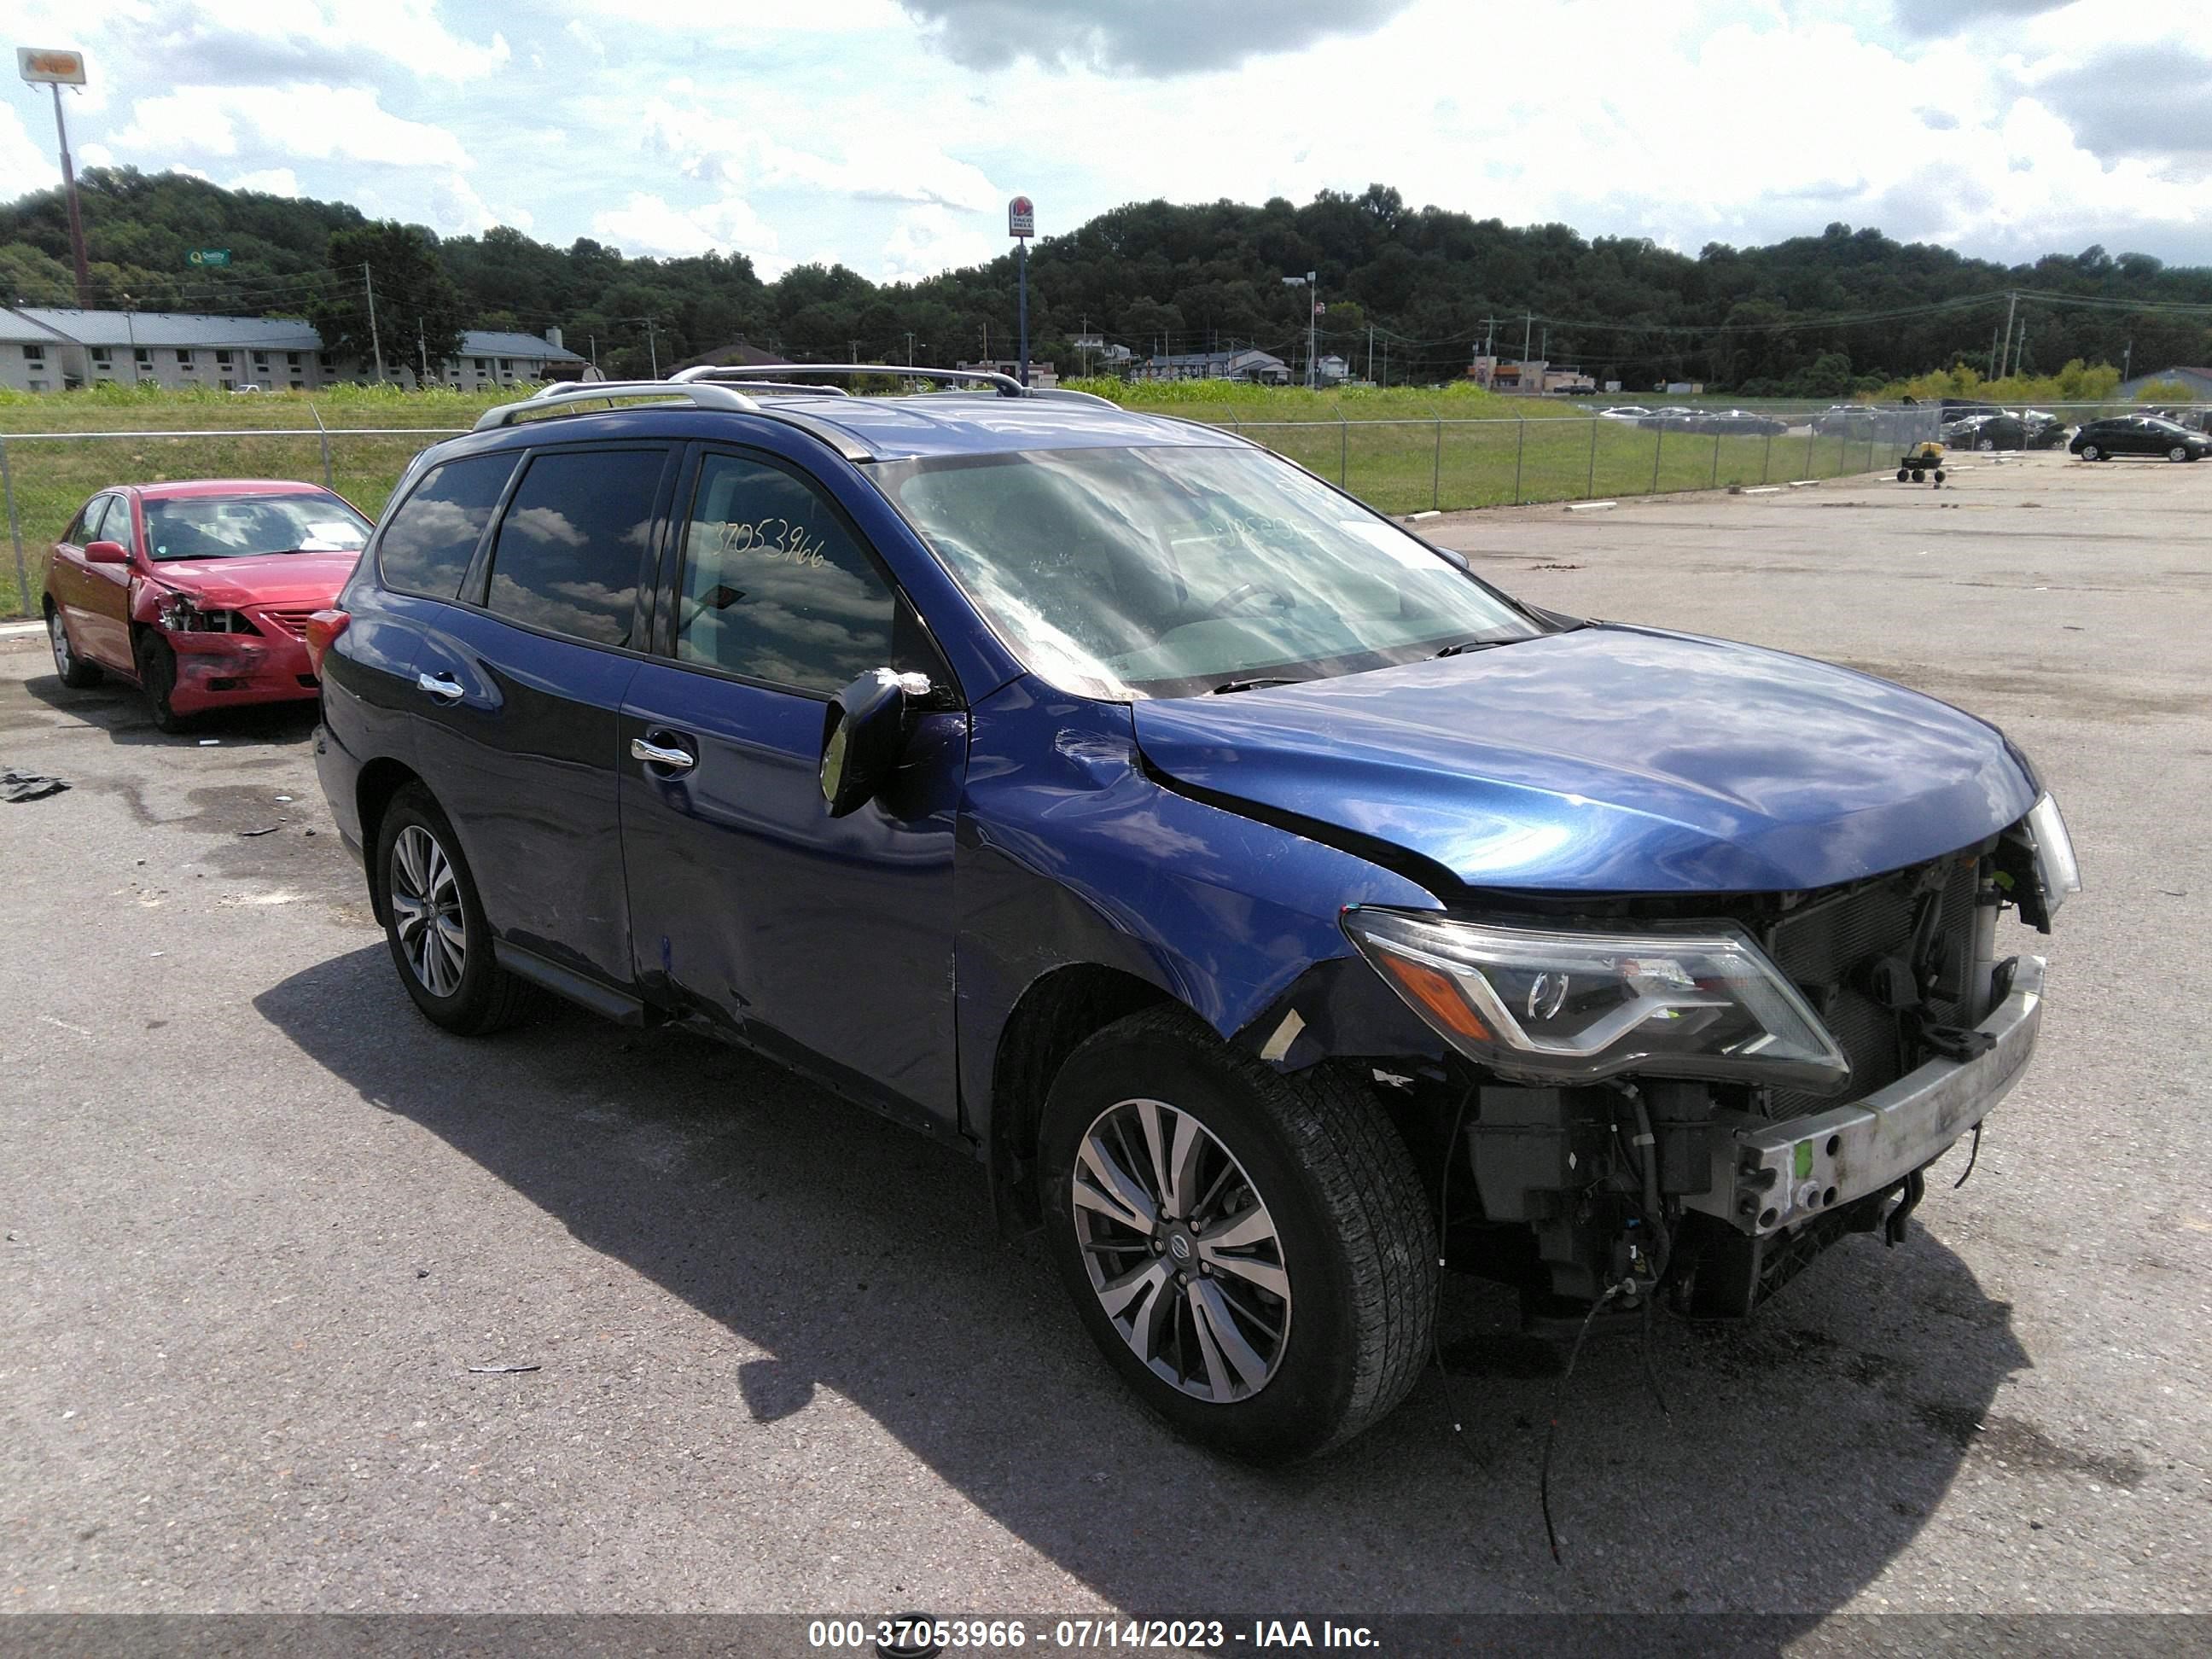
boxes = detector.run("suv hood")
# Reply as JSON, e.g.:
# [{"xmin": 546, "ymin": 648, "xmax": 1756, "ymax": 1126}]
[
  {"xmin": 147, "ymin": 550, "xmax": 359, "ymax": 608},
  {"xmin": 1131, "ymin": 626, "xmax": 2037, "ymax": 894}
]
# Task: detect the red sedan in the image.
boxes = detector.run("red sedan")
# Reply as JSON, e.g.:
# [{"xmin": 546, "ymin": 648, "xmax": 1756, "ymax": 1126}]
[{"xmin": 43, "ymin": 480, "xmax": 373, "ymax": 731}]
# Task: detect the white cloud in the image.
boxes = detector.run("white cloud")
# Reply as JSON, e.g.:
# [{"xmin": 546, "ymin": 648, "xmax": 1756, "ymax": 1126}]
[
  {"xmin": 0, "ymin": 106, "xmax": 59, "ymax": 197},
  {"xmin": 564, "ymin": 19, "xmax": 608, "ymax": 58},
  {"xmin": 636, "ymin": 98, "xmax": 999, "ymax": 212},
  {"xmin": 229, "ymin": 166, "xmax": 301, "ymax": 197},
  {"xmin": 115, "ymin": 85, "xmax": 470, "ymax": 169},
  {"xmin": 881, "ymin": 204, "xmax": 997, "ymax": 281},
  {"xmin": 589, "ymin": 191, "xmax": 781, "ymax": 263}
]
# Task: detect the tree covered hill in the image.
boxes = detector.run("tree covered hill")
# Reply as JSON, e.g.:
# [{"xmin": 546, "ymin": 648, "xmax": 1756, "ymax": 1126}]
[{"xmin": 3, "ymin": 168, "xmax": 2209, "ymax": 392}]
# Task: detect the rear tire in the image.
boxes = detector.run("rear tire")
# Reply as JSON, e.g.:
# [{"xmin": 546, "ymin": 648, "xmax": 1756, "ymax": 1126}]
[
  {"xmin": 374, "ymin": 786, "xmax": 536, "ymax": 1036},
  {"xmin": 1037, "ymin": 1005, "xmax": 1435, "ymax": 1464},
  {"xmin": 44, "ymin": 602, "xmax": 101, "ymax": 688}
]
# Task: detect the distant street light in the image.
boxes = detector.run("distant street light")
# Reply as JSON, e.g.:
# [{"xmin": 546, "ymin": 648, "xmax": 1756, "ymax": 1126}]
[{"xmin": 1282, "ymin": 271, "xmax": 1318, "ymax": 389}]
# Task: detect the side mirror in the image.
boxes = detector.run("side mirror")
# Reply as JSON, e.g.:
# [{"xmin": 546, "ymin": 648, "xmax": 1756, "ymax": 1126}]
[
  {"xmin": 84, "ymin": 539, "xmax": 129, "ymax": 565},
  {"xmin": 819, "ymin": 667, "xmax": 930, "ymax": 818}
]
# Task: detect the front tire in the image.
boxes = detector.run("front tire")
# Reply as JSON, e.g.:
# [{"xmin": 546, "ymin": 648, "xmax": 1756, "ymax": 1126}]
[
  {"xmin": 45, "ymin": 602, "xmax": 101, "ymax": 688},
  {"xmin": 375, "ymin": 786, "xmax": 535, "ymax": 1035},
  {"xmin": 1038, "ymin": 1006, "xmax": 1435, "ymax": 1463},
  {"xmin": 135, "ymin": 632, "xmax": 187, "ymax": 733},
  {"xmin": 2170, "ymin": 445, "xmax": 2192, "ymax": 463},
  {"xmin": 2079, "ymin": 444, "xmax": 2101, "ymax": 462}
]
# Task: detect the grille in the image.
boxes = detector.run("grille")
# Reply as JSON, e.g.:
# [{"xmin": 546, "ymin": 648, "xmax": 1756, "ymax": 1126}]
[
  {"xmin": 257, "ymin": 607, "xmax": 317, "ymax": 640},
  {"xmin": 1761, "ymin": 850, "xmax": 1982, "ymax": 1116}
]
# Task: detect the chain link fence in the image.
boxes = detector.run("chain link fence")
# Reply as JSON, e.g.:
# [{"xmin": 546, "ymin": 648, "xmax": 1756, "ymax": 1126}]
[{"xmin": 7, "ymin": 398, "xmax": 2207, "ymax": 616}]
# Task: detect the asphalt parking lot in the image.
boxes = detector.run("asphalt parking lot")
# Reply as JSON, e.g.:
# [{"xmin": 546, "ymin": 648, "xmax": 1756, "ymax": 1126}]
[{"xmin": 3, "ymin": 449, "xmax": 2208, "ymax": 1627}]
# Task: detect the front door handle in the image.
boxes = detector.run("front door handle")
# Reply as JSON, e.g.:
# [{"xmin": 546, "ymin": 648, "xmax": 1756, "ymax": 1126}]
[
  {"xmin": 631, "ymin": 736, "xmax": 696, "ymax": 771},
  {"xmin": 416, "ymin": 671, "xmax": 463, "ymax": 701}
]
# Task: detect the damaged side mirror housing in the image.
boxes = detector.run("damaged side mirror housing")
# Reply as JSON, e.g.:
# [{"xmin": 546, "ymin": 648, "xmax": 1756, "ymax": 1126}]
[{"xmin": 819, "ymin": 667, "xmax": 929, "ymax": 818}]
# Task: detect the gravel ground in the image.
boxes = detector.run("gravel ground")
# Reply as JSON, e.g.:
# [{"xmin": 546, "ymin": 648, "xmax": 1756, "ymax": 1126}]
[{"xmin": 1, "ymin": 448, "xmax": 2206, "ymax": 1632}]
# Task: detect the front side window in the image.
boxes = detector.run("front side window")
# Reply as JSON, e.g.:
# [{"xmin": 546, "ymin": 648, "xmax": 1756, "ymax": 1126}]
[
  {"xmin": 876, "ymin": 443, "xmax": 1539, "ymax": 699},
  {"xmin": 377, "ymin": 455, "xmax": 518, "ymax": 598},
  {"xmin": 143, "ymin": 492, "xmax": 371, "ymax": 562},
  {"xmin": 673, "ymin": 451, "xmax": 904, "ymax": 696},
  {"xmin": 71, "ymin": 496, "xmax": 114, "ymax": 546},
  {"xmin": 483, "ymin": 447, "xmax": 665, "ymax": 647}
]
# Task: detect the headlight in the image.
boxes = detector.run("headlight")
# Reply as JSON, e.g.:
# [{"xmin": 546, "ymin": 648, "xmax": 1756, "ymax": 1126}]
[
  {"xmin": 157, "ymin": 594, "xmax": 252, "ymax": 633},
  {"xmin": 2023, "ymin": 793, "xmax": 2081, "ymax": 920},
  {"xmin": 1342, "ymin": 907, "xmax": 1849, "ymax": 1091}
]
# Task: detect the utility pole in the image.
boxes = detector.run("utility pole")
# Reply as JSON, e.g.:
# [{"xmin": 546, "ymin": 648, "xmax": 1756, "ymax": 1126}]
[
  {"xmin": 644, "ymin": 318, "xmax": 659, "ymax": 378},
  {"xmin": 587, "ymin": 335, "xmax": 597, "ymax": 371},
  {"xmin": 417, "ymin": 317, "xmax": 428, "ymax": 387},
  {"xmin": 362, "ymin": 263, "xmax": 384, "ymax": 384},
  {"xmin": 2122, "ymin": 339, "xmax": 2132, "ymax": 382},
  {"xmin": 1309, "ymin": 272, "xmax": 1318, "ymax": 389},
  {"xmin": 1367, "ymin": 324, "xmax": 1373, "ymax": 386},
  {"xmin": 1997, "ymin": 289, "xmax": 2018, "ymax": 380},
  {"xmin": 905, "ymin": 330, "xmax": 916, "ymax": 365},
  {"xmin": 1523, "ymin": 313, "xmax": 1534, "ymax": 376}
]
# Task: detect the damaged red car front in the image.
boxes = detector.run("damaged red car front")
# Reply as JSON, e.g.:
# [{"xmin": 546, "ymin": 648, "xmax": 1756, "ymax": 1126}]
[{"xmin": 43, "ymin": 480, "xmax": 373, "ymax": 731}]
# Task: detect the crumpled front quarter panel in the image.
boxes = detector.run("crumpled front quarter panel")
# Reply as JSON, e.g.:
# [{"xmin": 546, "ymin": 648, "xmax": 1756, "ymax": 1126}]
[{"xmin": 953, "ymin": 678, "xmax": 1437, "ymax": 1124}]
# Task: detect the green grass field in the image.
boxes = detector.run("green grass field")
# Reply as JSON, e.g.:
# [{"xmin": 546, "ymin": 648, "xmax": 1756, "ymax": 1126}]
[{"xmin": 0, "ymin": 381, "xmax": 1897, "ymax": 618}]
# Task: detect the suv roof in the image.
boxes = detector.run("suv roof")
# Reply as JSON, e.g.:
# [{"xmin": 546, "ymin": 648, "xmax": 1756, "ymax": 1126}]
[{"xmin": 471, "ymin": 367, "xmax": 1223, "ymax": 464}]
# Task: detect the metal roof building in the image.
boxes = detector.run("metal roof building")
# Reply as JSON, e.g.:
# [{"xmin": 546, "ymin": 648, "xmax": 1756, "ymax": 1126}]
[{"xmin": 0, "ymin": 306, "xmax": 590, "ymax": 393}]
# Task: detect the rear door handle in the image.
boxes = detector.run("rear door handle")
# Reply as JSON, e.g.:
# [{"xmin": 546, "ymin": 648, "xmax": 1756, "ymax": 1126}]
[
  {"xmin": 416, "ymin": 671, "xmax": 463, "ymax": 701},
  {"xmin": 631, "ymin": 736, "xmax": 696, "ymax": 771}
]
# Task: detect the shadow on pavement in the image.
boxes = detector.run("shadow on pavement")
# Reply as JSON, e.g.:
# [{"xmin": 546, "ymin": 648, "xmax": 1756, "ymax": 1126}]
[
  {"xmin": 256, "ymin": 944, "xmax": 2030, "ymax": 1614},
  {"xmin": 12, "ymin": 661, "xmax": 321, "ymax": 748}
]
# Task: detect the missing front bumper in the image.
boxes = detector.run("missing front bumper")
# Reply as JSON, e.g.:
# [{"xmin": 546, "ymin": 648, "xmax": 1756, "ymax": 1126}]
[{"xmin": 1682, "ymin": 955, "xmax": 2046, "ymax": 1239}]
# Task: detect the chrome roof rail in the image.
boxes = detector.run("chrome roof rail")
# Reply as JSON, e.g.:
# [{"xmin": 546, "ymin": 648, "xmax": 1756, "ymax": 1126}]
[
  {"xmin": 1023, "ymin": 387, "xmax": 1121, "ymax": 408},
  {"xmin": 691, "ymin": 378, "xmax": 853, "ymax": 397},
  {"xmin": 673, "ymin": 362, "xmax": 1028, "ymax": 398},
  {"xmin": 473, "ymin": 380, "xmax": 759, "ymax": 430}
]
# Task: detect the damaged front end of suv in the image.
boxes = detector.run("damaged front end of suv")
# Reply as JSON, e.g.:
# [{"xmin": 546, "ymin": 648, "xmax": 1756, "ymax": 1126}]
[{"xmin": 1305, "ymin": 794, "xmax": 2075, "ymax": 1322}]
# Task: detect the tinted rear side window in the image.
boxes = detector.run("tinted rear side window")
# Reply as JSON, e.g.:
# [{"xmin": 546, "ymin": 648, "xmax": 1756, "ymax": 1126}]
[
  {"xmin": 377, "ymin": 454, "xmax": 518, "ymax": 599},
  {"xmin": 481, "ymin": 448, "xmax": 667, "ymax": 649}
]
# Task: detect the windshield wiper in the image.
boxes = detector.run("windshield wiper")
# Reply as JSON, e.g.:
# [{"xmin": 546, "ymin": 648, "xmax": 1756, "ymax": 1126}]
[
  {"xmin": 1209, "ymin": 675, "xmax": 1301, "ymax": 695},
  {"xmin": 1432, "ymin": 637, "xmax": 1517, "ymax": 658}
]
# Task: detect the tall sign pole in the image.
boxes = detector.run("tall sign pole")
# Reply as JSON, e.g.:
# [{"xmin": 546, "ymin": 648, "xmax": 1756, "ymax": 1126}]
[
  {"xmin": 1009, "ymin": 195, "xmax": 1033, "ymax": 387},
  {"xmin": 17, "ymin": 49, "xmax": 91, "ymax": 307}
]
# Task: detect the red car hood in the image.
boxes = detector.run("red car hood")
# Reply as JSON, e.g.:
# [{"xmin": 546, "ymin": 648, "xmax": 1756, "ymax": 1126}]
[{"xmin": 146, "ymin": 550, "xmax": 359, "ymax": 609}]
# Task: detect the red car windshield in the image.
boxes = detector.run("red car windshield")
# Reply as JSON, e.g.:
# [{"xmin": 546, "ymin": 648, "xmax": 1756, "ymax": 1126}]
[{"xmin": 142, "ymin": 494, "xmax": 371, "ymax": 562}]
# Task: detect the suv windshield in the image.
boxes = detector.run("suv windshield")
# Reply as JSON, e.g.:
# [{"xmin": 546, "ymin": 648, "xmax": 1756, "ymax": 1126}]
[
  {"xmin": 876, "ymin": 444, "xmax": 1539, "ymax": 698},
  {"xmin": 143, "ymin": 494, "xmax": 371, "ymax": 562}
]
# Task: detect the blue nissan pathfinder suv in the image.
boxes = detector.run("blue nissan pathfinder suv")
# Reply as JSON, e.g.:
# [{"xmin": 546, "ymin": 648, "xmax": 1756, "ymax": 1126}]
[{"xmin": 311, "ymin": 367, "xmax": 2077, "ymax": 1462}]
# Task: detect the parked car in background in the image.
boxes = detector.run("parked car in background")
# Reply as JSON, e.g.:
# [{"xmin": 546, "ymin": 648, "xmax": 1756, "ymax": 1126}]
[
  {"xmin": 1813, "ymin": 405, "xmax": 1870, "ymax": 435},
  {"xmin": 1598, "ymin": 405, "xmax": 1652, "ymax": 422},
  {"xmin": 314, "ymin": 369, "xmax": 2075, "ymax": 1463},
  {"xmin": 1941, "ymin": 411, "xmax": 2070, "ymax": 451},
  {"xmin": 44, "ymin": 480, "xmax": 373, "ymax": 731},
  {"xmin": 2069, "ymin": 416, "xmax": 2212, "ymax": 463},
  {"xmin": 1691, "ymin": 408, "xmax": 1790, "ymax": 437},
  {"xmin": 1639, "ymin": 405, "xmax": 1701, "ymax": 428}
]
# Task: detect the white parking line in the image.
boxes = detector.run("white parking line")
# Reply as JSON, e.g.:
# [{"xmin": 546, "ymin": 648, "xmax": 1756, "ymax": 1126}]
[{"xmin": 0, "ymin": 620, "xmax": 45, "ymax": 640}]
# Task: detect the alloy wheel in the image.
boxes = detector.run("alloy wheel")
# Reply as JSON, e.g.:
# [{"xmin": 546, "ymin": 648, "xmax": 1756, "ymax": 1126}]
[
  {"xmin": 47, "ymin": 609, "xmax": 72, "ymax": 678},
  {"xmin": 389, "ymin": 824, "xmax": 466, "ymax": 997},
  {"xmin": 1070, "ymin": 1097, "xmax": 1291, "ymax": 1404}
]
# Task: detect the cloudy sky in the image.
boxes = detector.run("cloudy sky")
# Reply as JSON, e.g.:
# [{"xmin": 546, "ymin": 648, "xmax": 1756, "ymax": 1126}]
[{"xmin": 3, "ymin": 0, "xmax": 2209, "ymax": 281}]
